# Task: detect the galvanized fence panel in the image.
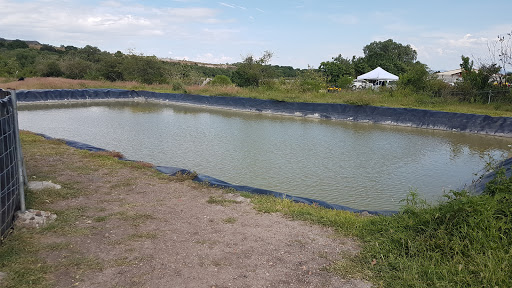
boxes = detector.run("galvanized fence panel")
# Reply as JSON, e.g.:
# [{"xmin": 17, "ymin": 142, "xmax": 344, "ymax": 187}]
[{"xmin": 0, "ymin": 90, "xmax": 24, "ymax": 239}]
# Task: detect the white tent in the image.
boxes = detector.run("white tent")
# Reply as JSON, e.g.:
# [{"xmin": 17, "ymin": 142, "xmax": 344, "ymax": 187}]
[{"xmin": 356, "ymin": 67, "xmax": 398, "ymax": 81}]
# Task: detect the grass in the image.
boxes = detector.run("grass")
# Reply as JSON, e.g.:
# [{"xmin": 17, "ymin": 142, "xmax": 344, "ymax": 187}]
[
  {"xmin": 248, "ymin": 170, "xmax": 512, "ymax": 287},
  {"xmin": 5, "ymin": 76, "xmax": 512, "ymax": 117},
  {"xmin": 206, "ymin": 196, "xmax": 240, "ymax": 207}
]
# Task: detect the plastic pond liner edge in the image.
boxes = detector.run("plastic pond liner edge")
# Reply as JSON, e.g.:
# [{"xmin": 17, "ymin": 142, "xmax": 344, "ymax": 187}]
[
  {"xmin": 35, "ymin": 133, "xmax": 397, "ymax": 216},
  {"xmin": 15, "ymin": 88, "xmax": 512, "ymax": 138}
]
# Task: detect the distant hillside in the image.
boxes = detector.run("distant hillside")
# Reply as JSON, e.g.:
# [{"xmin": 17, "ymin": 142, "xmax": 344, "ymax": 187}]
[
  {"xmin": 1, "ymin": 37, "xmax": 234, "ymax": 68},
  {"xmin": 0, "ymin": 37, "xmax": 42, "ymax": 47},
  {"xmin": 160, "ymin": 58, "xmax": 236, "ymax": 69}
]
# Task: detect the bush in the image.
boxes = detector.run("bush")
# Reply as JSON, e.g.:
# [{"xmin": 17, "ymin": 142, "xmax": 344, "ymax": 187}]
[
  {"xmin": 208, "ymin": 75, "xmax": 232, "ymax": 86},
  {"xmin": 336, "ymin": 76, "xmax": 353, "ymax": 89},
  {"xmin": 297, "ymin": 68, "xmax": 325, "ymax": 92},
  {"xmin": 61, "ymin": 58, "xmax": 92, "ymax": 79},
  {"xmin": 38, "ymin": 60, "xmax": 63, "ymax": 77},
  {"xmin": 172, "ymin": 81, "xmax": 187, "ymax": 93}
]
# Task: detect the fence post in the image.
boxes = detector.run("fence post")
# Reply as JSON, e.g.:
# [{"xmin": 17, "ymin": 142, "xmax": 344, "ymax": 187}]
[
  {"xmin": 488, "ymin": 90, "xmax": 492, "ymax": 104},
  {"xmin": 10, "ymin": 90, "xmax": 26, "ymax": 213}
]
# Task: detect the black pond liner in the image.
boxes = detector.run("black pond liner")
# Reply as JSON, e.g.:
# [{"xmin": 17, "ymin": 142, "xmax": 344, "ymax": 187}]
[
  {"xmin": 16, "ymin": 88, "xmax": 512, "ymax": 137},
  {"xmin": 36, "ymin": 134, "xmax": 395, "ymax": 216},
  {"xmin": 18, "ymin": 89, "xmax": 512, "ymax": 215},
  {"xmin": 463, "ymin": 157, "xmax": 512, "ymax": 194}
]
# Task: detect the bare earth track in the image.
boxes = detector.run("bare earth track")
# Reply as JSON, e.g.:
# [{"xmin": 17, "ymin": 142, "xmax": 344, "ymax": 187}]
[{"xmin": 21, "ymin": 132, "xmax": 370, "ymax": 287}]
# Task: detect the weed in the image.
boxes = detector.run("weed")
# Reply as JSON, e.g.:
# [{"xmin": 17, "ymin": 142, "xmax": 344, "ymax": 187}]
[
  {"xmin": 134, "ymin": 161, "xmax": 154, "ymax": 168},
  {"xmin": 222, "ymin": 217, "xmax": 237, "ymax": 224},
  {"xmin": 171, "ymin": 171, "xmax": 198, "ymax": 182},
  {"xmin": 93, "ymin": 215, "xmax": 109, "ymax": 222},
  {"xmin": 93, "ymin": 150, "xmax": 125, "ymax": 159},
  {"xmin": 206, "ymin": 196, "xmax": 240, "ymax": 207}
]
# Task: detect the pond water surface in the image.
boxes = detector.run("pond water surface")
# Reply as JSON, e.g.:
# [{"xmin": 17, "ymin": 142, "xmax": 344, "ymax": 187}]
[{"xmin": 18, "ymin": 101, "xmax": 511, "ymax": 211}]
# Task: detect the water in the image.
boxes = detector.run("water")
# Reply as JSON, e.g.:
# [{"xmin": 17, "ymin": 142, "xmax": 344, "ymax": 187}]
[{"xmin": 18, "ymin": 101, "xmax": 511, "ymax": 211}]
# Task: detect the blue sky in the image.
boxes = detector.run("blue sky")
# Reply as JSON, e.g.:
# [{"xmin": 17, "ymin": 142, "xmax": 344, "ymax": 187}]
[{"xmin": 1, "ymin": 0, "xmax": 511, "ymax": 71}]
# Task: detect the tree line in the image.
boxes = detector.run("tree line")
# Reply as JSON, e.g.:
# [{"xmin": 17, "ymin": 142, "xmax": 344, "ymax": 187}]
[
  {"xmin": 0, "ymin": 38, "xmax": 299, "ymax": 85},
  {"xmin": 1, "ymin": 37, "xmax": 511, "ymax": 104}
]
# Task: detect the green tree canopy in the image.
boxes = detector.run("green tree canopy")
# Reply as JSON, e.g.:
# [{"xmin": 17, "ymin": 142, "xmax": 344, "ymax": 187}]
[
  {"xmin": 318, "ymin": 54, "xmax": 354, "ymax": 85},
  {"xmin": 362, "ymin": 39, "xmax": 417, "ymax": 75},
  {"xmin": 232, "ymin": 51, "xmax": 274, "ymax": 87},
  {"xmin": 459, "ymin": 55, "xmax": 501, "ymax": 91},
  {"xmin": 6, "ymin": 39, "xmax": 29, "ymax": 50}
]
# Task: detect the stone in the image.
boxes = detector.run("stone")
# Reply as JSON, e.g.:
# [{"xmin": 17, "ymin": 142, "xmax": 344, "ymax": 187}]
[
  {"xmin": 15, "ymin": 209, "xmax": 57, "ymax": 229},
  {"xmin": 359, "ymin": 211, "xmax": 373, "ymax": 217},
  {"xmin": 27, "ymin": 181, "xmax": 62, "ymax": 190}
]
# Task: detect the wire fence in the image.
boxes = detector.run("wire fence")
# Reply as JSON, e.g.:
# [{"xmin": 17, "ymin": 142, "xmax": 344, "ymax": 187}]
[
  {"xmin": 0, "ymin": 90, "xmax": 26, "ymax": 239},
  {"xmin": 432, "ymin": 88, "xmax": 512, "ymax": 104}
]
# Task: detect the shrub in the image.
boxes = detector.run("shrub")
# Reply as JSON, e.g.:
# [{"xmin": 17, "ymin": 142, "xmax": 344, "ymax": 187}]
[{"xmin": 208, "ymin": 75, "xmax": 232, "ymax": 86}]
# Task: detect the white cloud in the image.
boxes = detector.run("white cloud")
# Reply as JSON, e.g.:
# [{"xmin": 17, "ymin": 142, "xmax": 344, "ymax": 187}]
[
  {"xmin": 446, "ymin": 34, "xmax": 488, "ymax": 48},
  {"xmin": 0, "ymin": 0, "xmax": 231, "ymax": 49},
  {"xmin": 219, "ymin": 2, "xmax": 236, "ymax": 8},
  {"xmin": 193, "ymin": 53, "xmax": 234, "ymax": 63}
]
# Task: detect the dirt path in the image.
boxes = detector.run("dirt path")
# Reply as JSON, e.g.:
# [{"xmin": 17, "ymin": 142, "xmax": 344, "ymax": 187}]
[{"xmin": 22, "ymin": 133, "xmax": 370, "ymax": 288}]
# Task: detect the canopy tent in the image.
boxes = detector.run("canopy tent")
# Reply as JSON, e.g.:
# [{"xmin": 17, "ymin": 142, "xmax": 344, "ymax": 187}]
[{"xmin": 356, "ymin": 67, "xmax": 399, "ymax": 81}]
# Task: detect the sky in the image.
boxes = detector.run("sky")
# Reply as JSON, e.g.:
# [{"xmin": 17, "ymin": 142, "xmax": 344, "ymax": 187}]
[{"xmin": 1, "ymin": 0, "xmax": 511, "ymax": 71}]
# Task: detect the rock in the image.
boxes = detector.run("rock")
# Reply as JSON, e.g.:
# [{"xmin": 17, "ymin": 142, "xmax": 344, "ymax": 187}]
[
  {"xmin": 15, "ymin": 209, "xmax": 57, "ymax": 229},
  {"xmin": 359, "ymin": 211, "xmax": 373, "ymax": 217},
  {"xmin": 27, "ymin": 181, "xmax": 62, "ymax": 190}
]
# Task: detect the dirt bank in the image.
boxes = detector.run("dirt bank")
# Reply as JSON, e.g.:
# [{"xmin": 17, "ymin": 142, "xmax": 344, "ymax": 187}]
[{"xmin": 16, "ymin": 132, "xmax": 370, "ymax": 287}]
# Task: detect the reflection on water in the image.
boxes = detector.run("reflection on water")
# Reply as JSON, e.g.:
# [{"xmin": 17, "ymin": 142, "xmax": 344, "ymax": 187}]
[{"xmin": 18, "ymin": 101, "xmax": 511, "ymax": 211}]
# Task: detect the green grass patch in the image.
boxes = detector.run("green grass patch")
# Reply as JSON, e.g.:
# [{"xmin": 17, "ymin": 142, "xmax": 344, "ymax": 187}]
[
  {"xmin": 250, "ymin": 170, "xmax": 512, "ymax": 287},
  {"xmin": 0, "ymin": 232, "xmax": 51, "ymax": 288},
  {"xmin": 206, "ymin": 196, "xmax": 240, "ymax": 207},
  {"xmin": 188, "ymin": 85, "xmax": 512, "ymax": 117}
]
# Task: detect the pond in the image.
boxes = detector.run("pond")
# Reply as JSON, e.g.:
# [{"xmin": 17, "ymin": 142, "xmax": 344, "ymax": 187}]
[{"xmin": 18, "ymin": 101, "xmax": 511, "ymax": 211}]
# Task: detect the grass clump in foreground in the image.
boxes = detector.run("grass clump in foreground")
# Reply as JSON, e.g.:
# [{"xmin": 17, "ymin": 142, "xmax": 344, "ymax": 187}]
[{"xmin": 250, "ymin": 169, "xmax": 512, "ymax": 287}]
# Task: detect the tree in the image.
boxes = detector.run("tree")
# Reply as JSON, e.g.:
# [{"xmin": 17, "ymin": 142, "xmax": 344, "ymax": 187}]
[
  {"xmin": 61, "ymin": 57, "xmax": 93, "ymax": 79},
  {"xmin": 318, "ymin": 54, "xmax": 354, "ymax": 85},
  {"xmin": 64, "ymin": 45, "xmax": 79, "ymax": 52},
  {"xmin": 77, "ymin": 45, "xmax": 102, "ymax": 63},
  {"xmin": 351, "ymin": 56, "xmax": 370, "ymax": 77},
  {"xmin": 362, "ymin": 39, "xmax": 417, "ymax": 76},
  {"xmin": 38, "ymin": 60, "xmax": 63, "ymax": 77},
  {"xmin": 487, "ymin": 31, "xmax": 512, "ymax": 85},
  {"xmin": 40, "ymin": 44, "xmax": 58, "ymax": 53},
  {"xmin": 397, "ymin": 62, "xmax": 447, "ymax": 93},
  {"xmin": 456, "ymin": 55, "xmax": 501, "ymax": 102},
  {"xmin": 232, "ymin": 51, "xmax": 274, "ymax": 87},
  {"xmin": 99, "ymin": 54, "xmax": 124, "ymax": 82},
  {"xmin": 6, "ymin": 39, "xmax": 29, "ymax": 50},
  {"xmin": 297, "ymin": 67, "xmax": 325, "ymax": 92},
  {"xmin": 459, "ymin": 55, "xmax": 500, "ymax": 90},
  {"xmin": 121, "ymin": 54, "xmax": 165, "ymax": 84}
]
